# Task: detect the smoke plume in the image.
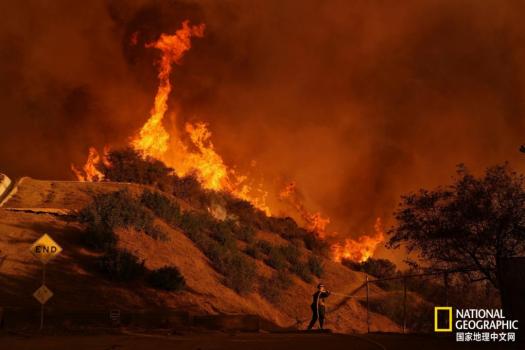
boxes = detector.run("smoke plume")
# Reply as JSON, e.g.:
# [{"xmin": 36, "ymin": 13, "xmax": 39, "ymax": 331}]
[{"xmin": 1, "ymin": 0, "xmax": 525, "ymax": 260}]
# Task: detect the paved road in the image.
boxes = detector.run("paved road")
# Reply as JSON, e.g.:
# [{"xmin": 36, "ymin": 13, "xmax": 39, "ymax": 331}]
[{"xmin": 0, "ymin": 332, "xmax": 520, "ymax": 350}]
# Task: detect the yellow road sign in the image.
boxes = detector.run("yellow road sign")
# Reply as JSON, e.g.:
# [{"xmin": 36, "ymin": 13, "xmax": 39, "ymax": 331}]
[
  {"xmin": 30, "ymin": 234, "xmax": 62, "ymax": 264},
  {"xmin": 33, "ymin": 285, "xmax": 53, "ymax": 305}
]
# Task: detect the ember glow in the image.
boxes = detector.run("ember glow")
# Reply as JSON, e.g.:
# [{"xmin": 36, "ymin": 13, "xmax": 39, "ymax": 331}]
[{"xmin": 72, "ymin": 19, "xmax": 383, "ymax": 262}]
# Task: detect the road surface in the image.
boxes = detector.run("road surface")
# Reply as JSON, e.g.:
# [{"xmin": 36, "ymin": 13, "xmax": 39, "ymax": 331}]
[{"xmin": 0, "ymin": 331, "xmax": 520, "ymax": 350}]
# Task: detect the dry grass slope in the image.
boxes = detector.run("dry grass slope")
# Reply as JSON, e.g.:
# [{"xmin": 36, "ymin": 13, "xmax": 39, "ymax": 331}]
[{"xmin": 0, "ymin": 177, "xmax": 401, "ymax": 333}]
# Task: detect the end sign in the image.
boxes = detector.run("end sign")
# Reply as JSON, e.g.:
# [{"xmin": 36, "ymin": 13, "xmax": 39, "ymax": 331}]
[
  {"xmin": 30, "ymin": 234, "xmax": 62, "ymax": 264},
  {"xmin": 33, "ymin": 285, "xmax": 53, "ymax": 305}
]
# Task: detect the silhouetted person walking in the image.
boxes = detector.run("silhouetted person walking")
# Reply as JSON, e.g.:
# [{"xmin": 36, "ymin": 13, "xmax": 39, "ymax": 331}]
[{"xmin": 307, "ymin": 283, "xmax": 330, "ymax": 330}]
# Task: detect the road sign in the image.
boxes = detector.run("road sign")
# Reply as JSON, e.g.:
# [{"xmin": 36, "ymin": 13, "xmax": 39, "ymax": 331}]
[
  {"xmin": 33, "ymin": 285, "xmax": 53, "ymax": 305},
  {"xmin": 109, "ymin": 309, "xmax": 121, "ymax": 326},
  {"xmin": 30, "ymin": 234, "xmax": 62, "ymax": 264}
]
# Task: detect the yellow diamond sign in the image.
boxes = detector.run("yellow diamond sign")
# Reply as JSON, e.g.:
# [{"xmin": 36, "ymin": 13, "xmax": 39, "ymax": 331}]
[
  {"xmin": 30, "ymin": 234, "xmax": 62, "ymax": 264},
  {"xmin": 33, "ymin": 284, "xmax": 53, "ymax": 304}
]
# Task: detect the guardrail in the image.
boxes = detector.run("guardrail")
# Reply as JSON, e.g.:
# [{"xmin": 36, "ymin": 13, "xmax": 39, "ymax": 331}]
[
  {"xmin": 0, "ymin": 307, "xmax": 279, "ymax": 332},
  {"xmin": 0, "ymin": 173, "xmax": 12, "ymax": 206}
]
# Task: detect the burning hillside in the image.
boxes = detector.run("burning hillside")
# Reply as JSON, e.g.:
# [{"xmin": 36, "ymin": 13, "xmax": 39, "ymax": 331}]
[
  {"xmin": 4, "ymin": 0, "xmax": 525, "ymax": 269},
  {"xmin": 72, "ymin": 20, "xmax": 384, "ymax": 262}
]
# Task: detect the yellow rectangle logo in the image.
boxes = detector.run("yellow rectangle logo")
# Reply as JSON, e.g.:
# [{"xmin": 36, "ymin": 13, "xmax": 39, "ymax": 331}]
[{"xmin": 434, "ymin": 306, "xmax": 453, "ymax": 332}]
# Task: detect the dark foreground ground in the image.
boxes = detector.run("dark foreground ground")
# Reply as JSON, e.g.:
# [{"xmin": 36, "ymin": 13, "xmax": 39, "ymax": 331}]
[{"xmin": 0, "ymin": 331, "xmax": 521, "ymax": 350}]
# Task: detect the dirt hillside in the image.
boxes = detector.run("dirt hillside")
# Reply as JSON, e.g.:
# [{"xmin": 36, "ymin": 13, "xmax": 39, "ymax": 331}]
[{"xmin": 0, "ymin": 177, "xmax": 400, "ymax": 333}]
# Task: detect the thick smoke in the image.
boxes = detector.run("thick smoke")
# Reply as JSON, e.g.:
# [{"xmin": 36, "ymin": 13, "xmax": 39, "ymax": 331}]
[{"xmin": 1, "ymin": 0, "xmax": 525, "ymax": 258}]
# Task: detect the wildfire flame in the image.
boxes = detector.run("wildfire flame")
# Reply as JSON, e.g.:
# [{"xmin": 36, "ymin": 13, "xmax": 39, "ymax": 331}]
[
  {"xmin": 131, "ymin": 20, "xmax": 205, "ymax": 159},
  {"xmin": 279, "ymin": 182, "xmax": 330, "ymax": 238},
  {"xmin": 130, "ymin": 21, "xmax": 270, "ymax": 214},
  {"xmin": 72, "ymin": 20, "xmax": 384, "ymax": 262},
  {"xmin": 331, "ymin": 218, "xmax": 385, "ymax": 263},
  {"xmin": 71, "ymin": 147, "xmax": 106, "ymax": 182},
  {"xmin": 279, "ymin": 182, "xmax": 384, "ymax": 262}
]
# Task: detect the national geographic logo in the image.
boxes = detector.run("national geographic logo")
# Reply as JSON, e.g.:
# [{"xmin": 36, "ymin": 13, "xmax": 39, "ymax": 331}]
[{"xmin": 434, "ymin": 307, "xmax": 519, "ymax": 343}]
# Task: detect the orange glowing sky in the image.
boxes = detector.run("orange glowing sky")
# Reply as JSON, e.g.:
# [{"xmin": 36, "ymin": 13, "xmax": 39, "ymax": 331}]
[{"xmin": 1, "ymin": 0, "xmax": 525, "ymax": 264}]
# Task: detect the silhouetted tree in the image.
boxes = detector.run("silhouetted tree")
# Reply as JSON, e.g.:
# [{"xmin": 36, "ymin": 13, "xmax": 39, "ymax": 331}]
[{"xmin": 388, "ymin": 164, "xmax": 525, "ymax": 289}]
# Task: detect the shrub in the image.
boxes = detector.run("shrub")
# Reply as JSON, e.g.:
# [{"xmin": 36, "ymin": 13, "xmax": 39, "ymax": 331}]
[
  {"xmin": 178, "ymin": 211, "xmax": 257, "ymax": 293},
  {"xmin": 146, "ymin": 225, "xmax": 169, "ymax": 242},
  {"xmin": 291, "ymin": 261, "xmax": 313, "ymax": 283},
  {"xmin": 140, "ymin": 189, "xmax": 181, "ymax": 226},
  {"xmin": 260, "ymin": 270, "xmax": 293, "ymax": 302},
  {"xmin": 98, "ymin": 249, "xmax": 145, "ymax": 281},
  {"xmin": 341, "ymin": 258, "xmax": 361, "ymax": 271},
  {"xmin": 266, "ymin": 217, "xmax": 304, "ymax": 240},
  {"xmin": 148, "ymin": 266, "xmax": 186, "ymax": 291},
  {"xmin": 222, "ymin": 253, "xmax": 257, "ymax": 294},
  {"xmin": 78, "ymin": 190, "xmax": 155, "ymax": 249},
  {"xmin": 179, "ymin": 211, "xmax": 215, "ymax": 238},
  {"xmin": 202, "ymin": 239, "xmax": 230, "ymax": 268},
  {"xmin": 342, "ymin": 257, "xmax": 402, "ymax": 290},
  {"xmin": 179, "ymin": 211, "xmax": 200, "ymax": 238},
  {"xmin": 308, "ymin": 255, "xmax": 324, "ymax": 277},
  {"xmin": 255, "ymin": 240, "xmax": 273, "ymax": 255},
  {"xmin": 81, "ymin": 225, "xmax": 116, "ymax": 251},
  {"xmin": 172, "ymin": 174, "xmax": 209, "ymax": 208},
  {"xmin": 291, "ymin": 238, "xmax": 305, "ymax": 248},
  {"xmin": 234, "ymin": 224, "xmax": 256, "ymax": 243},
  {"xmin": 303, "ymin": 233, "xmax": 329, "ymax": 255},
  {"xmin": 361, "ymin": 258, "xmax": 398, "ymax": 278},
  {"xmin": 99, "ymin": 148, "xmax": 174, "ymax": 191},
  {"xmin": 211, "ymin": 220, "xmax": 237, "ymax": 249},
  {"xmin": 81, "ymin": 190, "xmax": 154, "ymax": 231},
  {"xmin": 245, "ymin": 243, "xmax": 262, "ymax": 259},
  {"xmin": 342, "ymin": 257, "xmax": 397, "ymax": 279},
  {"xmin": 280, "ymin": 244, "xmax": 300, "ymax": 265},
  {"xmin": 266, "ymin": 247, "xmax": 287, "ymax": 270},
  {"xmin": 225, "ymin": 196, "xmax": 266, "ymax": 229}
]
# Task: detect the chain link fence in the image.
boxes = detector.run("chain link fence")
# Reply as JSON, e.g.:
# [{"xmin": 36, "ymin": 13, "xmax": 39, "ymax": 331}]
[{"xmin": 338, "ymin": 269, "xmax": 500, "ymax": 333}]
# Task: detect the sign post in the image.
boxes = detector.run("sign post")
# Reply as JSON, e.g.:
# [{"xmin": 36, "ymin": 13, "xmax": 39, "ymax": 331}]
[{"xmin": 30, "ymin": 234, "xmax": 62, "ymax": 330}]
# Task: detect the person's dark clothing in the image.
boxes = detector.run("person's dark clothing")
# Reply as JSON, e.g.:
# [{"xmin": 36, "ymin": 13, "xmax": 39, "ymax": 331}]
[
  {"xmin": 308, "ymin": 304, "xmax": 326, "ymax": 329},
  {"xmin": 307, "ymin": 291, "xmax": 330, "ymax": 330}
]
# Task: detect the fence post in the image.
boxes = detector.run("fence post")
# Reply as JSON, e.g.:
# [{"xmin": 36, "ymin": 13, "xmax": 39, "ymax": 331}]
[
  {"xmin": 403, "ymin": 276, "xmax": 407, "ymax": 334},
  {"xmin": 40, "ymin": 264, "xmax": 46, "ymax": 331},
  {"xmin": 444, "ymin": 272, "xmax": 449, "ymax": 330},
  {"xmin": 366, "ymin": 275, "xmax": 370, "ymax": 333},
  {"xmin": 444, "ymin": 272, "xmax": 449, "ymax": 306}
]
